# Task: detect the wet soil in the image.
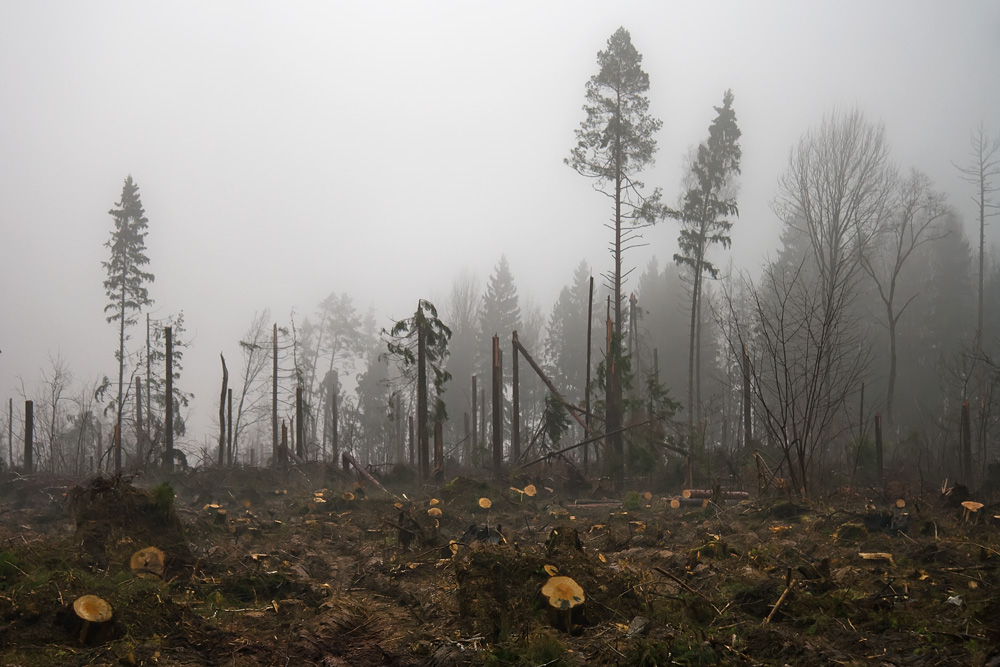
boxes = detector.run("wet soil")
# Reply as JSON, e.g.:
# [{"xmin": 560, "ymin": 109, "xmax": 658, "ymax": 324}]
[{"xmin": 1, "ymin": 466, "xmax": 998, "ymax": 666}]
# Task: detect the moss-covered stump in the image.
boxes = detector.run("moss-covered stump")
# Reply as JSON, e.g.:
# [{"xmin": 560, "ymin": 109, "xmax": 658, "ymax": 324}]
[{"xmin": 67, "ymin": 474, "xmax": 193, "ymax": 579}]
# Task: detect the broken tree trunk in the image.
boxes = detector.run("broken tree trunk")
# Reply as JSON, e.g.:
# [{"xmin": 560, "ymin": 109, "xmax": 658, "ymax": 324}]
[
  {"xmin": 584, "ymin": 275, "xmax": 594, "ymax": 470},
  {"xmin": 961, "ymin": 400, "xmax": 972, "ymax": 483},
  {"xmin": 492, "ymin": 335, "xmax": 503, "ymax": 478},
  {"xmin": 342, "ymin": 450, "xmax": 399, "ymax": 500},
  {"xmin": 875, "ymin": 413, "xmax": 884, "ymax": 490},
  {"xmin": 471, "ymin": 375, "xmax": 478, "ymax": 463},
  {"xmin": 295, "ymin": 385, "xmax": 304, "ymax": 459},
  {"xmin": 434, "ymin": 421, "xmax": 443, "ymax": 482},
  {"xmin": 165, "ymin": 326, "xmax": 174, "ymax": 472},
  {"xmin": 418, "ymin": 322, "xmax": 429, "ymax": 481},
  {"xmin": 512, "ymin": 331, "xmax": 520, "ymax": 464},
  {"xmin": 219, "ymin": 354, "xmax": 228, "ymax": 467},
  {"xmin": 272, "ymin": 323, "xmax": 278, "ymax": 467},
  {"xmin": 135, "ymin": 376, "xmax": 144, "ymax": 468},
  {"xmin": 226, "ymin": 388, "xmax": 233, "ymax": 466},
  {"xmin": 23, "ymin": 400, "xmax": 33, "ymax": 473}
]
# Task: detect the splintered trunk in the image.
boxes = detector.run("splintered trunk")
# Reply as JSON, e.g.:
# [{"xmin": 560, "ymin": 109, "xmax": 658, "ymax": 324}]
[
  {"xmin": 23, "ymin": 400, "xmax": 33, "ymax": 473},
  {"xmin": 471, "ymin": 375, "xmax": 478, "ymax": 463},
  {"xmin": 135, "ymin": 377, "xmax": 144, "ymax": 468},
  {"xmin": 417, "ymin": 322, "xmax": 428, "ymax": 480},
  {"xmin": 115, "ymin": 285, "xmax": 126, "ymax": 475},
  {"xmin": 295, "ymin": 385, "xmax": 304, "ymax": 459},
  {"xmin": 492, "ymin": 335, "xmax": 503, "ymax": 478},
  {"xmin": 742, "ymin": 344, "xmax": 752, "ymax": 448},
  {"xmin": 226, "ymin": 388, "xmax": 233, "ymax": 466},
  {"xmin": 272, "ymin": 323, "xmax": 278, "ymax": 467},
  {"xmin": 219, "ymin": 354, "xmax": 228, "ymax": 467},
  {"xmin": 8, "ymin": 397, "xmax": 13, "ymax": 470},
  {"xmin": 875, "ymin": 414, "xmax": 884, "ymax": 489},
  {"xmin": 512, "ymin": 331, "xmax": 520, "ymax": 463},
  {"xmin": 165, "ymin": 327, "xmax": 173, "ymax": 471},
  {"xmin": 434, "ymin": 421, "xmax": 444, "ymax": 482},
  {"xmin": 331, "ymin": 379, "xmax": 339, "ymax": 462},
  {"xmin": 584, "ymin": 275, "xmax": 594, "ymax": 470},
  {"xmin": 395, "ymin": 393, "xmax": 403, "ymax": 464},
  {"xmin": 961, "ymin": 400, "xmax": 972, "ymax": 483}
]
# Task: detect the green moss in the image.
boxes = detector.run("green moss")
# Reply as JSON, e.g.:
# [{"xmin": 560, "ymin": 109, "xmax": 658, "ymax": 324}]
[
  {"xmin": 623, "ymin": 491, "xmax": 642, "ymax": 511},
  {"xmin": 150, "ymin": 482, "xmax": 175, "ymax": 522}
]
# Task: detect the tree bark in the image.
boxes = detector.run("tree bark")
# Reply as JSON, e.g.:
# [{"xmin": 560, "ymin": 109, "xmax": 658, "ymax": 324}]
[
  {"xmin": 471, "ymin": 374, "xmax": 478, "ymax": 464},
  {"xmin": 272, "ymin": 323, "xmax": 278, "ymax": 467},
  {"xmin": 512, "ymin": 331, "xmax": 520, "ymax": 463},
  {"xmin": 418, "ymin": 322, "xmax": 428, "ymax": 480},
  {"xmin": 961, "ymin": 400, "xmax": 972, "ymax": 483},
  {"xmin": 226, "ymin": 388, "xmax": 233, "ymax": 466},
  {"xmin": 135, "ymin": 376, "xmax": 144, "ymax": 468},
  {"xmin": 433, "ymin": 421, "xmax": 444, "ymax": 482},
  {"xmin": 492, "ymin": 335, "xmax": 503, "ymax": 478},
  {"xmin": 165, "ymin": 327, "xmax": 173, "ymax": 471},
  {"xmin": 295, "ymin": 385, "xmax": 304, "ymax": 459},
  {"xmin": 23, "ymin": 400, "xmax": 33, "ymax": 473},
  {"xmin": 219, "ymin": 354, "xmax": 228, "ymax": 467},
  {"xmin": 584, "ymin": 275, "xmax": 594, "ymax": 470}
]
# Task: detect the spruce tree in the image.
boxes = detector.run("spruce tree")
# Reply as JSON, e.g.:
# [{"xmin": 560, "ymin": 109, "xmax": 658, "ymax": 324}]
[
  {"xmin": 103, "ymin": 175, "xmax": 154, "ymax": 472},
  {"xmin": 671, "ymin": 90, "xmax": 742, "ymax": 435},
  {"xmin": 567, "ymin": 27, "xmax": 662, "ymax": 483}
]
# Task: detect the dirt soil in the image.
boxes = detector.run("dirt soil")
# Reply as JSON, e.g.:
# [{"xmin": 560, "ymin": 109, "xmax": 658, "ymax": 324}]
[{"xmin": 1, "ymin": 465, "xmax": 999, "ymax": 666}]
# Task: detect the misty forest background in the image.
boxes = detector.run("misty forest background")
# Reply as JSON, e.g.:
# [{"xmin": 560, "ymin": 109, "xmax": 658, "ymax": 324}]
[{"xmin": 4, "ymin": 27, "xmax": 999, "ymax": 497}]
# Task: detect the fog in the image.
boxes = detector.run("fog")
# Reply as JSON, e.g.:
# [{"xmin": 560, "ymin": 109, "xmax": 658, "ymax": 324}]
[{"xmin": 1, "ymin": 1, "xmax": 998, "ymax": 457}]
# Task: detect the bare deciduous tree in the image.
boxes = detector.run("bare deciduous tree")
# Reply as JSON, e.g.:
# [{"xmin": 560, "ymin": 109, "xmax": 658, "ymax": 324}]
[
  {"xmin": 724, "ymin": 258, "xmax": 870, "ymax": 497},
  {"xmin": 954, "ymin": 122, "xmax": 1000, "ymax": 345},
  {"xmin": 860, "ymin": 170, "xmax": 949, "ymax": 425},
  {"xmin": 232, "ymin": 310, "xmax": 272, "ymax": 464},
  {"xmin": 774, "ymin": 108, "xmax": 895, "ymax": 303}
]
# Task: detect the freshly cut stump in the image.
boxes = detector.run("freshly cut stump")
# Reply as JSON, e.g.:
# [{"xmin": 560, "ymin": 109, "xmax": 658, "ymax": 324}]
[
  {"xmin": 73, "ymin": 594, "xmax": 113, "ymax": 644},
  {"xmin": 130, "ymin": 546, "xmax": 166, "ymax": 578},
  {"xmin": 541, "ymin": 575, "xmax": 585, "ymax": 633}
]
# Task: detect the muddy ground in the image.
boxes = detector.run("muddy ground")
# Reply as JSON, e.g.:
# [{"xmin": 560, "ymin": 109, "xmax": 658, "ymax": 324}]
[{"xmin": 1, "ymin": 464, "xmax": 999, "ymax": 666}]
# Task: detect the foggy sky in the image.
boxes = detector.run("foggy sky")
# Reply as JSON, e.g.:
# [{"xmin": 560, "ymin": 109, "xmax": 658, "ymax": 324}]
[{"xmin": 2, "ymin": 1, "xmax": 998, "ymax": 450}]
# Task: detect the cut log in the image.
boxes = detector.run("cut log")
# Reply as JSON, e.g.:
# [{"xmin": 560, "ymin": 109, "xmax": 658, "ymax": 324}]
[{"xmin": 669, "ymin": 497, "xmax": 709, "ymax": 509}]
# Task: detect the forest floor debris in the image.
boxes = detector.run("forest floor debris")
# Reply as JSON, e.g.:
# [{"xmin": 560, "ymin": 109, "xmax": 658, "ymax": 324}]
[{"xmin": 0, "ymin": 466, "xmax": 999, "ymax": 665}]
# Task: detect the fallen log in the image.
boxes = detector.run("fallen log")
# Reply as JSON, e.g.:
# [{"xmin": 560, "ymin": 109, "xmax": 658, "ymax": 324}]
[
  {"xmin": 682, "ymin": 489, "xmax": 750, "ymax": 500},
  {"xmin": 572, "ymin": 499, "xmax": 622, "ymax": 508}
]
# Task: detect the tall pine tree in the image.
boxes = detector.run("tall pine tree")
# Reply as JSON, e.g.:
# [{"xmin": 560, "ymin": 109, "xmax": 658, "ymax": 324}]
[
  {"xmin": 103, "ymin": 175, "xmax": 154, "ymax": 472},
  {"xmin": 567, "ymin": 27, "xmax": 663, "ymax": 483}
]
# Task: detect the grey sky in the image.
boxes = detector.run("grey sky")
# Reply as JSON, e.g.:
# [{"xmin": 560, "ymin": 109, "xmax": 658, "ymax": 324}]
[{"xmin": 1, "ymin": 1, "xmax": 998, "ymax": 449}]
